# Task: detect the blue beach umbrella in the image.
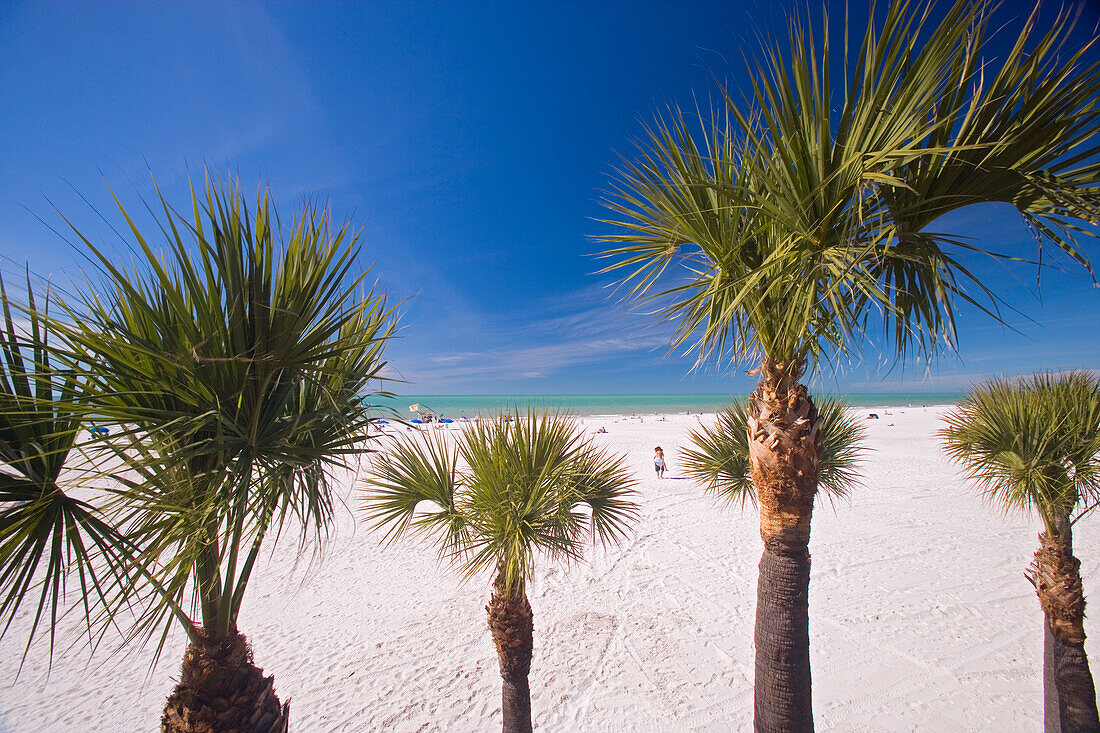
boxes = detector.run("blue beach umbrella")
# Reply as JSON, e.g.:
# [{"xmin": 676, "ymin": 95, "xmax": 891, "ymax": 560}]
[
  {"xmin": 441, "ymin": 418, "xmax": 454, "ymax": 424},
  {"xmin": 377, "ymin": 420, "xmax": 389, "ymax": 424},
  {"xmin": 410, "ymin": 419, "xmax": 423, "ymax": 424}
]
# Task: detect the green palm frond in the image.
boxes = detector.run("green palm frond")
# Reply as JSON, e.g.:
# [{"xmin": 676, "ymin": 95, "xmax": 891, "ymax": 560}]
[
  {"xmin": 565, "ymin": 444, "xmax": 638, "ymax": 547},
  {"xmin": 364, "ymin": 410, "xmax": 638, "ymax": 596},
  {"xmin": 886, "ymin": 4, "xmax": 1100, "ymax": 276},
  {"xmin": 941, "ymin": 372, "xmax": 1100, "ymax": 535},
  {"xmin": 682, "ymin": 397, "xmax": 865, "ymax": 508},
  {"xmin": 363, "ymin": 430, "xmax": 466, "ymax": 556},
  {"xmin": 681, "ymin": 401, "xmax": 755, "ymax": 508},
  {"xmin": 261, "ymin": 284, "xmax": 398, "ymax": 539},
  {"xmin": 90, "ymin": 438, "xmax": 216, "ymax": 654},
  {"xmin": 0, "ymin": 272, "xmax": 134, "ymax": 661},
  {"xmin": 815, "ymin": 397, "xmax": 868, "ymax": 498},
  {"xmin": 868, "ymin": 5, "xmax": 1100, "ymax": 359}
]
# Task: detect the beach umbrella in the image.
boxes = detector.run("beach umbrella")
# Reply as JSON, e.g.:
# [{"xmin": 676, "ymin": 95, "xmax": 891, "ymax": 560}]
[
  {"xmin": 409, "ymin": 403, "xmax": 419, "ymax": 412},
  {"xmin": 410, "ymin": 419, "xmax": 423, "ymax": 424},
  {"xmin": 377, "ymin": 420, "xmax": 389, "ymax": 424},
  {"xmin": 441, "ymin": 419, "xmax": 454, "ymax": 424}
]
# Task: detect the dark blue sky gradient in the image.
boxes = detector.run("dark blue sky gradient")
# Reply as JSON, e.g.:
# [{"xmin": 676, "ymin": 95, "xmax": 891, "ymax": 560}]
[{"xmin": 2, "ymin": 0, "xmax": 1098, "ymax": 394}]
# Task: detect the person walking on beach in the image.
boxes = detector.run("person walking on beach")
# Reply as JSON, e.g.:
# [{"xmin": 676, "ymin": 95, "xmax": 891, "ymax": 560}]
[{"xmin": 654, "ymin": 446, "xmax": 667, "ymax": 478}]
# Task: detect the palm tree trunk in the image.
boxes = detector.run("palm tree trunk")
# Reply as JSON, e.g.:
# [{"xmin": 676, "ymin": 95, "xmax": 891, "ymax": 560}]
[
  {"xmin": 747, "ymin": 358, "xmax": 819, "ymax": 732},
  {"xmin": 1046, "ymin": 515, "xmax": 1071, "ymax": 733},
  {"xmin": 1047, "ymin": 622, "xmax": 1064, "ymax": 733},
  {"xmin": 1029, "ymin": 531, "xmax": 1100, "ymax": 732},
  {"xmin": 487, "ymin": 575, "xmax": 534, "ymax": 733},
  {"xmin": 162, "ymin": 626, "xmax": 289, "ymax": 733}
]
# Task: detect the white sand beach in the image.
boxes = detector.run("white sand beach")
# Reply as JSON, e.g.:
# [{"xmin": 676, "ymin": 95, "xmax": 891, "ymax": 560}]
[{"xmin": 0, "ymin": 405, "xmax": 1096, "ymax": 731}]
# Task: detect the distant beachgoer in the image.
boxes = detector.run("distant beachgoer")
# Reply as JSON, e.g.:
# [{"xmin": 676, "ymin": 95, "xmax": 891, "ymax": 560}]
[
  {"xmin": 654, "ymin": 446, "xmax": 667, "ymax": 478},
  {"xmin": 597, "ymin": 426, "xmax": 608, "ymax": 434}
]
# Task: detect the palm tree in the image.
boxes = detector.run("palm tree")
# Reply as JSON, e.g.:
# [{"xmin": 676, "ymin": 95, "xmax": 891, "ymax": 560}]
[
  {"xmin": 596, "ymin": 1, "xmax": 1100, "ymax": 728},
  {"xmin": 942, "ymin": 373, "xmax": 1100, "ymax": 732},
  {"xmin": 40, "ymin": 174, "xmax": 398, "ymax": 732},
  {"xmin": 363, "ymin": 411, "xmax": 637, "ymax": 733},
  {"xmin": 681, "ymin": 397, "xmax": 864, "ymax": 512}
]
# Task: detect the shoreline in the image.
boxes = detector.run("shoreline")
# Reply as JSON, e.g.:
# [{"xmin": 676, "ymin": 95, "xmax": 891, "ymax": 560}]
[
  {"xmin": 379, "ymin": 394, "xmax": 963, "ymax": 421},
  {"xmin": 387, "ymin": 402, "xmax": 956, "ymax": 426}
]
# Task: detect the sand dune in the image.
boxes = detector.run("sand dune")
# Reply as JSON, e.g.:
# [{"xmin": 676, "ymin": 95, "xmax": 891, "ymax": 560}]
[{"xmin": 1, "ymin": 406, "xmax": 1096, "ymax": 731}]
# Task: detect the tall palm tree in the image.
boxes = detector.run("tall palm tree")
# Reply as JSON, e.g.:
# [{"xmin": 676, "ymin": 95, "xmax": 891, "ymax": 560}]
[
  {"xmin": 596, "ymin": 1, "xmax": 1100, "ymax": 728},
  {"xmin": 41, "ymin": 174, "xmax": 399, "ymax": 732},
  {"xmin": 942, "ymin": 373, "xmax": 1100, "ymax": 732},
  {"xmin": 364, "ymin": 411, "xmax": 637, "ymax": 733}
]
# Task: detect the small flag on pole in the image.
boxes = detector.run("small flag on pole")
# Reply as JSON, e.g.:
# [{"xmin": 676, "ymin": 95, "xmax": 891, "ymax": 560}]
[{"xmin": 409, "ymin": 403, "xmax": 419, "ymax": 412}]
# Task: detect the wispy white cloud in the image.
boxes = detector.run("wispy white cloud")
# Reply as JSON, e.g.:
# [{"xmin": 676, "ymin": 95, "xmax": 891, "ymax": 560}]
[
  {"xmin": 389, "ymin": 284, "xmax": 675, "ymax": 390},
  {"xmin": 402, "ymin": 333, "xmax": 669, "ymax": 387}
]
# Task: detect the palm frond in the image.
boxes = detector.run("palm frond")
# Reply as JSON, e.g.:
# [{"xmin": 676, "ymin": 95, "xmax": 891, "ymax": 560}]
[
  {"xmin": 814, "ymin": 396, "xmax": 867, "ymax": 498},
  {"xmin": 566, "ymin": 445, "xmax": 638, "ymax": 547},
  {"xmin": 363, "ymin": 431, "xmax": 466, "ymax": 554},
  {"xmin": 681, "ymin": 401, "xmax": 756, "ymax": 508},
  {"xmin": 886, "ymin": 4, "xmax": 1100, "ymax": 279},
  {"xmin": 0, "ymin": 272, "xmax": 134, "ymax": 662}
]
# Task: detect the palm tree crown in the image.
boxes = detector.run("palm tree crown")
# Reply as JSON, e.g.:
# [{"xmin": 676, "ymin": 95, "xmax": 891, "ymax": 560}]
[
  {"xmin": 598, "ymin": 0, "xmax": 1100, "ymax": 373},
  {"xmin": 597, "ymin": 0, "xmax": 987, "ymax": 373},
  {"xmin": 941, "ymin": 372, "xmax": 1100, "ymax": 537},
  {"xmin": 365, "ymin": 410, "xmax": 637, "ymax": 593},
  {"xmin": 53, "ymin": 174, "xmax": 398, "ymax": 649}
]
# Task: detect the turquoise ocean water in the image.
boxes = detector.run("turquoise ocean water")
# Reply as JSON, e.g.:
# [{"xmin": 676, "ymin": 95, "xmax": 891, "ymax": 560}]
[{"xmin": 375, "ymin": 393, "xmax": 962, "ymax": 418}]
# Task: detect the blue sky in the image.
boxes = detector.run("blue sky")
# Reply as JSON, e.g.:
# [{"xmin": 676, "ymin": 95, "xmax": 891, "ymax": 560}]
[{"xmin": 1, "ymin": 0, "xmax": 1098, "ymax": 395}]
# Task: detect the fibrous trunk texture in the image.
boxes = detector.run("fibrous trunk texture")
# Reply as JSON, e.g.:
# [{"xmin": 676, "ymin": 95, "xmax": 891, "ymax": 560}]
[
  {"xmin": 162, "ymin": 627, "xmax": 289, "ymax": 733},
  {"xmin": 487, "ymin": 577, "xmax": 534, "ymax": 733},
  {"xmin": 1028, "ymin": 532, "xmax": 1100, "ymax": 732},
  {"xmin": 747, "ymin": 358, "xmax": 819, "ymax": 733}
]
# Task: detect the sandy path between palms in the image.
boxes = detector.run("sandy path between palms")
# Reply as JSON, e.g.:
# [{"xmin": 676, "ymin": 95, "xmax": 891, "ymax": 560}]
[{"xmin": 1, "ymin": 405, "xmax": 1096, "ymax": 731}]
